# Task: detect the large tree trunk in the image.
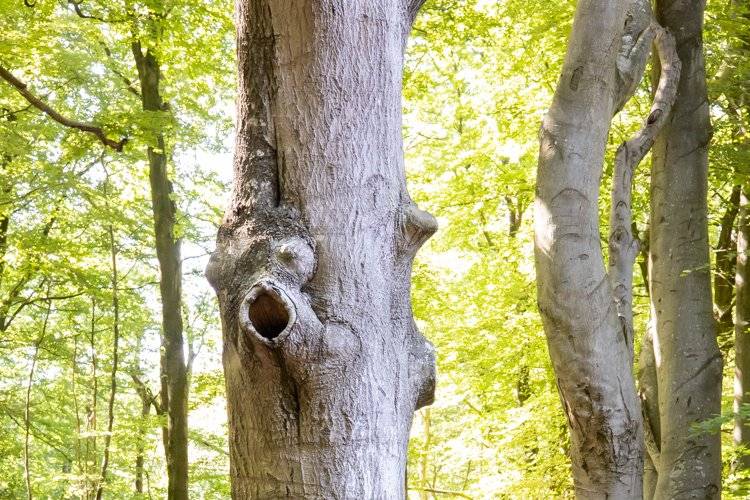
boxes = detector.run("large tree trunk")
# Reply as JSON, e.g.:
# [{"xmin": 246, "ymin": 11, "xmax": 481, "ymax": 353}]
[
  {"xmin": 132, "ymin": 42, "xmax": 189, "ymax": 500},
  {"xmin": 207, "ymin": 1, "xmax": 435, "ymax": 498},
  {"xmin": 647, "ymin": 0, "xmax": 723, "ymax": 497},
  {"xmin": 735, "ymin": 184, "xmax": 750, "ymax": 468}
]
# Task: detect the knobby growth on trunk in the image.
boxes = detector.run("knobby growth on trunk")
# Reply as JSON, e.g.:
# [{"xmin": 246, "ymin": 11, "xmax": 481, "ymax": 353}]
[
  {"xmin": 207, "ymin": 0, "xmax": 435, "ymax": 497},
  {"xmin": 535, "ymin": 0, "xmax": 679, "ymax": 496}
]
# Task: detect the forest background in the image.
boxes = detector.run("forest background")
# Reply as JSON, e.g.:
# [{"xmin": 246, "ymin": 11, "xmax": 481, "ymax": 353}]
[{"xmin": 0, "ymin": 0, "xmax": 748, "ymax": 498}]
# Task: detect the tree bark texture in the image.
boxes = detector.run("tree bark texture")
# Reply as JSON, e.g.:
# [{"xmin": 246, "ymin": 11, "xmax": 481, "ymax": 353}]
[
  {"xmin": 534, "ymin": 0, "xmax": 662, "ymax": 496},
  {"xmin": 647, "ymin": 0, "xmax": 722, "ymax": 497},
  {"xmin": 735, "ymin": 184, "xmax": 750, "ymax": 468},
  {"xmin": 207, "ymin": 1, "xmax": 435, "ymax": 498},
  {"xmin": 132, "ymin": 42, "xmax": 189, "ymax": 500}
]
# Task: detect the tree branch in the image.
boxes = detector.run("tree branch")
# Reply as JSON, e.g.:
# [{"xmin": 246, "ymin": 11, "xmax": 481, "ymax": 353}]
[
  {"xmin": 67, "ymin": 0, "xmax": 125, "ymax": 23},
  {"xmin": 407, "ymin": 487, "xmax": 472, "ymax": 499},
  {"xmin": 405, "ymin": 0, "xmax": 426, "ymax": 30},
  {"xmin": 608, "ymin": 23, "xmax": 681, "ymax": 359},
  {"xmin": 130, "ymin": 373, "xmax": 162, "ymax": 414},
  {"xmin": 0, "ymin": 65, "xmax": 126, "ymax": 151}
]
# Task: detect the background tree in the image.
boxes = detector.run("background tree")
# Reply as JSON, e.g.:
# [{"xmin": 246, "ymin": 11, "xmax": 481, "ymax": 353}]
[
  {"xmin": 3, "ymin": 0, "xmax": 750, "ymax": 498},
  {"xmin": 642, "ymin": 1, "xmax": 723, "ymax": 497}
]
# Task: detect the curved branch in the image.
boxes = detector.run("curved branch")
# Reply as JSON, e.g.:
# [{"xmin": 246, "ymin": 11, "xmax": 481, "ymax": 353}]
[
  {"xmin": 0, "ymin": 65, "xmax": 126, "ymax": 151},
  {"xmin": 608, "ymin": 23, "xmax": 681, "ymax": 358},
  {"xmin": 67, "ymin": 0, "xmax": 124, "ymax": 23},
  {"xmin": 405, "ymin": 0, "xmax": 426, "ymax": 30}
]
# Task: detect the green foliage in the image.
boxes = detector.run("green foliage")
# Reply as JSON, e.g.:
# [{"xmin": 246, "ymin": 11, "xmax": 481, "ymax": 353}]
[{"xmin": 0, "ymin": 0, "xmax": 749, "ymax": 498}]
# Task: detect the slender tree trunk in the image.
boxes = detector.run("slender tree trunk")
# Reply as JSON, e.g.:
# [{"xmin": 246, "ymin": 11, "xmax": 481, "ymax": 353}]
[
  {"xmin": 647, "ymin": 1, "xmax": 722, "ymax": 497},
  {"xmin": 134, "ymin": 392, "xmax": 150, "ymax": 494},
  {"xmin": 725, "ymin": 0, "xmax": 750, "ymax": 475},
  {"xmin": 23, "ymin": 301, "xmax": 52, "ymax": 500},
  {"xmin": 735, "ymin": 184, "xmax": 750, "ymax": 468},
  {"xmin": 638, "ymin": 322, "xmax": 660, "ymax": 500},
  {"xmin": 87, "ymin": 299, "xmax": 98, "ymax": 500},
  {"xmin": 132, "ymin": 42, "xmax": 189, "ymax": 499},
  {"xmin": 95, "ymin": 223, "xmax": 120, "ymax": 500},
  {"xmin": 715, "ymin": 185, "xmax": 741, "ymax": 337},
  {"xmin": 207, "ymin": 1, "xmax": 435, "ymax": 497},
  {"xmin": 132, "ymin": 339, "xmax": 153, "ymax": 495},
  {"xmin": 419, "ymin": 409, "xmax": 431, "ymax": 500}
]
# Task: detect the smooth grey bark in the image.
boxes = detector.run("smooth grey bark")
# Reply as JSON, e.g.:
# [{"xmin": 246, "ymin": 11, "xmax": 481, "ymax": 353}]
[
  {"xmin": 646, "ymin": 0, "xmax": 723, "ymax": 497},
  {"xmin": 535, "ymin": 1, "xmax": 644, "ymax": 496},
  {"xmin": 207, "ymin": 0, "xmax": 435, "ymax": 498},
  {"xmin": 132, "ymin": 42, "xmax": 189, "ymax": 500},
  {"xmin": 735, "ymin": 185, "xmax": 750, "ymax": 468},
  {"xmin": 535, "ymin": 0, "xmax": 680, "ymax": 495}
]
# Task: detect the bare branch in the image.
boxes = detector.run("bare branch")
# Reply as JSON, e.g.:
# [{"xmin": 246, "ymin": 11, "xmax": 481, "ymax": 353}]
[
  {"xmin": 130, "ymin": 373, "xmax": 162, "ymax": 414},
  {"xmin": 407, "ymin": 487, "xmax": 472, "ymax": 499},
  {"xmin": 99, "ymin": 43, "xmax": 141, "ymax": 97},
  {"xmin": 67, "ymin": 0, "xmax": 125, "ymax": 23},
  {"xmin": 608, "ymin": 23, "xmax": 681, "ymax": 358},
  {"xmin": 0, "ymin": 65, "xmax": 126, "ymax": 151}
]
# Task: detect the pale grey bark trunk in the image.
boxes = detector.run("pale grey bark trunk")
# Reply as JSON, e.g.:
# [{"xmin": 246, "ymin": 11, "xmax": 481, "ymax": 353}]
[
  {"xmin": 735, "ymin": 184, "xmax": 750, "ymax": 468},
  {"xmin": 207, "ymin": 1, "xmax": 435, "ymax": 498},
  {"xmin": 535, "ymin": 1, "xmax": 642, "ymax": 496},
  {"xmin": 647, "ymin": 1, "xmax": 723, "ymax": 497},
  {"xmin": 535, "ymin": 0, "xmax": 679, "ymax": 496}
]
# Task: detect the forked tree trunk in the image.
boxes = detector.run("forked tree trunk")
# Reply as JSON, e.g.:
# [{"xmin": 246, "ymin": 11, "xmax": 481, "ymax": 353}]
[
  {"xmin": 646, "ymin": 1, "xmax": 723, "ymax": 497},
  {"xmin": 535, "ymin": 0, "xmax": 680, "ymax": 495},
  {"xmin": 535, "ymin": 1, "xmax": 643, "ymax": 496},
  {"xmin": 207, "ymin": 1, "xmax": 435, "ymax": 497}
]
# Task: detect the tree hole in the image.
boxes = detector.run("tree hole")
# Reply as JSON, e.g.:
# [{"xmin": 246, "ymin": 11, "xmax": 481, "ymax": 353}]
[{"xmin": 248, "ymin": 290, "xmax": 290, "ymax": 340}]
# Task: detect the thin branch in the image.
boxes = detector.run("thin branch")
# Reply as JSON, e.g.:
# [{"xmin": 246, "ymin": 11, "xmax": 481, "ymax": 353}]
[
  {"xmin": 99, "ymin": 43, "xmax": 141, "ymax": 97},
  {"xmin": 130, "ymin": 373, "xmax": 162, "ymax": 414},
  {"xmin": 24, "ymin": 299, "xmax": 52, "ymax": 500},
  {"xmin": 407, "ymin": 487, "xmax": 473, "ymax": 499},
  {"xmin": 95, "ymin": 220, "xmax": 120, "ymax": 500},
  {"xmin": 0, "ymin": 65, "xmax": 126, "ymax": 151},
  {"xmin": 67, "ymin": 0, "xmax": 125, "ymax": 23},
  {"xmin": 405, "ymin": 0, "xmax": 427, "ymax": 30},
  {"xmin": 608, "ymin": 23, "xmax": 681, "ymax": 360}
]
